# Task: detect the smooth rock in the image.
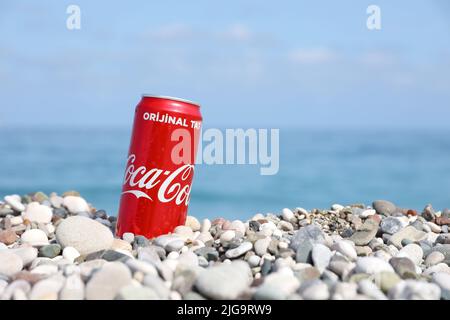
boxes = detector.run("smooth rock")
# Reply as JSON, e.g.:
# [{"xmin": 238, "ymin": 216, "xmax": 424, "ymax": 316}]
[
  {"xmin": 195, "ymin": 261, "xmax": 252, "ymax": 299},
  {"xmin": 389, "ymin": 257, "xmax": 417, "ymax": 279},
  {"xmin": 29, "ymin": 276, "xmax": 64, "ymax": 300},
  {"xmin": 56, "ymin": 216, "xmax": 114, "ymax": 255},
  {"xmin": 220, "ymin": 230, "xmax": 236, "ymax": 242},
  {"xmin": 355, "ymin": 257, "xmax": 394, "ymax": 274},
  {"xmin": 63, "ymin": 196, "xmax": 90, "ymax": 214},
  {"xmin": 4, "ymin": 195, "xmax": 25, "ymax": 212},
  {"xmin": 225, "ymin": 242, "xmax": 252, "ymax": 259},
  {"xmin": 9, "ymin": 247, "xmax": 38, "ymax": 266},
  {"xmin": 432, "ymin": 272, "xmax": 450, "ymax": 299},
  {"xmin": 122, "ymin": 232, "xmax": 135, "ymax": 244},
  {"xmin": 85, "ymin": 262, "xmax": 132, "ymax": 300},
  {"xmin": 381, "ymin": 217, "xmax": 404, "ymax": 235},
  {"xmin": 254, "ymin": 271, "xmax": 300, "ymax": 300},
  {"xmin": 358, "ymin": 279, "xmax": 387, "ymax": 300},
  {"xmin": 185, "ymin": 216, "xmax": 201, "ymax": 231},
  {"xmin": 117, "ymin": 285, "xmax": 159, "ymax": 300},
  {"xmin": 0, "ymin": 230, "xmax": 18, "ymax": 245},
  {"xmin": 396, "ymin": 244, "xmax": 423, "ymax": 265},
  {"xmin": 21, "ymin": 229, "xmax": 49, "ymax": 246},
  {"xmin": 372, "ymin": 200, "xmax": 397, "ymax": 215},
  {"xmin": 311, "ymin": 243, "xmax": 332, "ymax": 273},
  {"xmin": 290, "ymin": 225, "xmax": 326, "ymax": 251},
  {"xmin": 349, "ymin": 218, "xmax": 379, "ymax": 246},
  {"xmin": 281, "ymin": 208, "xmax": 295, "ymax": 221},
  {"xmin": 254, "ymin": 238, "xmax": 271, "ymax": 256},
  {"xmin": 389, "ymin": 226, "xmax": 427, "ymax": 249},
  {"xmin": 22, "ymin": 202, "xmax": 52, "ymax": 224},
  {"xmin": 0, "ymin": 251, "xmax": 23, "ymax": 276},
  {"xmin": 60, "ymin": 274, "xmax": 85, "ymax": 300},
  {"xmin": 299, "ymin": 280, "xmax": 329, "ymax": 300},
  {"xmin": 426, "ymin": 251, "xmax": 445, "ymax": 267},
  {"xmin": 39, "ymin": 244, "xmax": 61, "ymax": 258},
  {"xmin": 388, "ymin": 280, "xmax": 441, "ymax": 300},
  {"xmin": 62, "ymin": 247, "xmax": 81, "ymax": 263},
  {"xmin": 332, "ymin": 240, "xmax": 357, "ymax": 261}
]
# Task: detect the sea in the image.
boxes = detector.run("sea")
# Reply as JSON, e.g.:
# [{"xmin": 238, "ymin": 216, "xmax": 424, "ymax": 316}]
[{"xmin": 1, "ymin": 127, "xmax": 450, "ymax": 221}]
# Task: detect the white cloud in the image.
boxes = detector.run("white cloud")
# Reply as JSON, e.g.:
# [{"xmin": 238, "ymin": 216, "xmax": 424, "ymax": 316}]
[
  {"xmin": 288, "ymin": 48, "xmax": 337, "ymax": 64},
  {"xmin": 223, "ymin": 23, "xmax": 252, "ymax": 41}
]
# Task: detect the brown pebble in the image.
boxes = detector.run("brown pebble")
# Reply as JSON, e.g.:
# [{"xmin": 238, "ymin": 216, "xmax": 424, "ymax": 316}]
[
  {"xmin": 436, "ymin": 216, "xmax": 450, "ymax": 226},
  {"xmin": 0, "ymin": 229, "xmax": 18, "ymax": 245},
  {"xmin": 406, "ymin": 209, "xmax": 417, "ymax": 216},
  {"xmin": 13, "ymin": 271, "xmax": 43, "ymax": 284}
]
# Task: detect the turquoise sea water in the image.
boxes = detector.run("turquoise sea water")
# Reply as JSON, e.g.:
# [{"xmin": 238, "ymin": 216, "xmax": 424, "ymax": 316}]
[{"xmin": 1, "ymin": 127, "xmax": 450, "ymax": 220}]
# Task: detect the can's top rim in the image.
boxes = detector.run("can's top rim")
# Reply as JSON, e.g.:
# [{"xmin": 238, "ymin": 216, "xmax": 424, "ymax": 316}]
[{"xmin": 141, "ymin": 94, "xmax": 200, "ymax": 108}]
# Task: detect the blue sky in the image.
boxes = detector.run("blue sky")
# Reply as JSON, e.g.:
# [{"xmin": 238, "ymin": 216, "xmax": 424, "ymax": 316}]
[{"xmin": 0, "ymin": 0, "xmax": 449, "ymax": 128}]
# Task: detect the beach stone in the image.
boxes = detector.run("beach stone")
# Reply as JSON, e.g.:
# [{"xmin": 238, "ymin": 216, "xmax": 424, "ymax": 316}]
[
  {"xmin": 225, "ymin": 242, "xmax": 252, "ymax": 258},
  {"xmin": 220, "ymin": 230, "xmax": 236, "ymax": 242},
  {"xmin": 332, "ymin": 240, "xmax": 357, "ymax": 261},
  {"xmin": 295, "ymin": 266, "xmax": 321, "ymax": 283},
  {"xmin": 22, "ymin": 202, "xmax": 52, "ymax": 224},
  {"xmin": 111, "ymin": 238, "xmax": 132, "ymax": 252},
  {"xmin": 133, "ymin": 236, "xmax": 150, "ymax": 248},
  {"xmin": 254, "ymin": 237, "xmax": 271, "ymax": 256},
  {"xmin": 254, "ymin": 271, "xmax": 300, "ymax": 300},
  {"xmin": 195, "ymin": 261, "xmax": 252, "ymax": 299},
  {"xmin": 21, "ymin": 229, "xmax": 49, "ymax": 246},
  {"xmin": 56, "ymin": 216, "xmax": 114, "ymax": 255},
  {"xmin": 388, "ymin": 280, "xmax": 441, "ymax": 300},
  {"xmin": 358, "ymin": 279, "xmax": 387, "ymax": 300},
  {"xmin": 373, "ymin": 200, "xmax": 396, "ymax": 216},
  {"xmin": 0, "ymin": 251, "xmax": 23, "ymax": 276},
  {"xmin": 349, "ymin": 218, "xmax": 379, "ymax": 246},
  {"xmin": 290, "ymin": 225, "xmax": 326, "ymax": 251},
  {"xmin": 4, "ymin": 195, "xmax": 25, "ymax": 212},
  {"xmin": 85, "ymin": 262, "xmax": 132, "ymax": 300},
  {"xmin": 185, "ymin": 216, "xmax": 201, "ymax": 231},
  {"xmin": 29, "ymin": 276, "xmax": 64, "ymax": 300},
  {"xmin": 355, "ymin": 257, "xmax": 394, "ymax": 274},
  {"xmin": 396, "ymin": 244, "xmax": 423, "ymax": 265},
  {"xmin": 62, "ymin": 246, "xmax": 81, "ymax": 263},
  {"xmin": 165, "ymin": 239, "xmax": 185, "ymax": 252},
  {"xmin": 0, "ymin": 230, "xmax": 18, "ymax": 245},
  {"xmin": 126, "ymin": 259, "xmax": 158, "ymax": 276},
  {"xmin": 194, "ymin": 247, "xmax": 219, "ymax": 262},
  {"xmin": 389, "ymin": 257, "xmax": 417, "ymax": 279},
  {"xmin": 426, "ymin": 251, "xmax": 445, "ymax": 267},
  {"xmin": 332, "ymin": 281, "xmax": 357, "ymax": 300},
  {"xmin": 432, "ymin": 272, "xmax": 450, "ymax": 299},
  {"xmin": 311, "ymin": 243, "xmax": 332, "ymax": 273},
  {"xmin": 117, "ymin": 285, "xmax": 159, "ymax": 300},
  {"xmin": 9, "ymin": 246, "xmax": 38, "ymax": 266},
  {"xmin": 422, "ymin": 204, "xmax": 436, "ymax": 221},
  {"xmin": 282, "ymin": 208, "xmax": 295, "ymax": 221},
  {"xmin": 381, "ymin": 217, "xmax": 404, "ymax": 235},
  {"xmin": 247, "ymin": 255, "xmax": 261, "ymax": 268},
  {"xmin": 389, "ymin": 226, "xmax": 427, "ymax": 249},
  {"xmin": 60, "ymin": 274, "xmax": 85, "ymax": 300},
  {"xmin": 39, "ymin": 244, "xmax": 61, "ymax": 258},
  {"xmin": 376, "ymin": 271, "xmax": 401, "ymax": 292},
  {"xmin": 63, "ymin": 196, "xmax": 90, "ymax": 214},
  {"xmin": 122, "ymin": 232, "xmax": 134, "ymax": 244},
  {"xmin": 299, "ymin": 280, "xmax": 329, "ymax": 300},
  {"xmin": 140, "ymin": 275, "xmax": 170, "ymax": 299}
]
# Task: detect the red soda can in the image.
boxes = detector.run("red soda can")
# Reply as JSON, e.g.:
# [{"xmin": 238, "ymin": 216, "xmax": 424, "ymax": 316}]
[{"xmin": 116, "ymin": 95, "xmax": 202, "ymax": 238}]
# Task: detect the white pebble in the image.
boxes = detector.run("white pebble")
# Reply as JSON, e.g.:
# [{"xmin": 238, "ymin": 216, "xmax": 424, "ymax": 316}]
[{"xmin": 63, "ymin": 247, "xmax": 81, "ymax": 263}]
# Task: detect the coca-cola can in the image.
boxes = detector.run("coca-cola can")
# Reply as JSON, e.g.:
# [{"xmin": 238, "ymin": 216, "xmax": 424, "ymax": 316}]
[{"xmin": 116, "ymin": 95, "xmax": 202, "ymax": 238}]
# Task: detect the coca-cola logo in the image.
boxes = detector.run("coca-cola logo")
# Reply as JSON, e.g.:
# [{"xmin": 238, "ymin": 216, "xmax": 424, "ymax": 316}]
[{"xmin": 121, "ymin": 154, "xmax": 194, "ymax": 206}]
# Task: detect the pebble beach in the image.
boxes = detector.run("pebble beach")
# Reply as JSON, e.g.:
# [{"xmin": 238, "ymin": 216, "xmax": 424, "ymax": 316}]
[{"xmin": 1, "ymin": 192, "xmax": 450, "ymax": 300}]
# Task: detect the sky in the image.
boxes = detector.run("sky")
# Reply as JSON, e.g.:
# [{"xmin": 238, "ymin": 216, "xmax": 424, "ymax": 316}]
[{"xmin": 0, "ymin": 0, "xmax": 449, "ymax": 128}]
